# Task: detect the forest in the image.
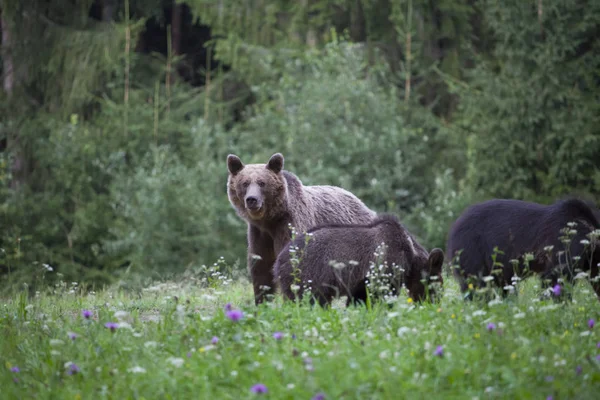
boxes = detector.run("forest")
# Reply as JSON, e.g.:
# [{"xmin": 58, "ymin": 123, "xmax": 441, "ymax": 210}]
[{"xmin": 1, "ymin": 0, "xmax": 599, "ymax": 292}]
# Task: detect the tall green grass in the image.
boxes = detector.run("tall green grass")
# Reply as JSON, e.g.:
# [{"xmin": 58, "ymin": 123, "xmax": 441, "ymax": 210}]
[{"xmin": 1, "ymin": 269, "xmax": 599, "ymax": 399}]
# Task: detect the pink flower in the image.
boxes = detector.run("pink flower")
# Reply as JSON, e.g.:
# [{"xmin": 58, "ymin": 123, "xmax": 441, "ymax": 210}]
[
  {"xmin": 66, "ymin": 363, "xmax": 80, "ymax": 375},
  {"xmin": 104, "ymin": 322, "xmax": 119, "ymax": 332},
  {"xmin": 250, "ymin": 383, "xmax": 268, "ymax": 394},
  {"xmin": 226, "ymin": 310, "xmax": 244, "ymax": 322}
]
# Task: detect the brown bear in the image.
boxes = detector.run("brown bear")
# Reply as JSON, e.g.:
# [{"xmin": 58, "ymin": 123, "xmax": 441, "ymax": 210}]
[
  {"xmin": 227, "ymin": 152, "xmax": 377, "ymax": 305},
  {"xmin": 447, "ymin": 198, "xmax": 600, "ymax": 301},
  {"xmin": 273, "ymin": 213, "xmax": 445, "ymax": 307}
]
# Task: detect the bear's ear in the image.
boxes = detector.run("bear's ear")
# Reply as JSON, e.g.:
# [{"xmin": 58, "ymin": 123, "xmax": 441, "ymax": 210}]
[
  {"xmin": 428, "ymin": 248, "xmax": 445, "ymax": 275},
  {"xmin": 227, "ymin": 154, "xmax": 244, "ymax": 175},
  {"xmin": 266, "ymin": 153, "xmax": 284, "ymax": 174}
]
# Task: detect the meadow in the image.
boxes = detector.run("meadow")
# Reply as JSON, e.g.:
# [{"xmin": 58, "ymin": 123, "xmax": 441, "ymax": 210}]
[{"xmin": 2, "ymin": 263, "xmax": 599, "ymax": 400}]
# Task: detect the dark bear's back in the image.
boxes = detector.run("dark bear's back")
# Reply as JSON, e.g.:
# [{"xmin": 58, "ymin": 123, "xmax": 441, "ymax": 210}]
[
  {"xmin": 447, "ymin": 199, "xmax": 546, "ymax": 274},
  {"xmin": 447, "ymin": 198, "xmax": 600, "ymax": 290}
]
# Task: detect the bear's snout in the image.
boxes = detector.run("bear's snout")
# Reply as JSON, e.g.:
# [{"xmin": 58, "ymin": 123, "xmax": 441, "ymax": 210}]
[{"xmin": 245, "ymin": 195, "xmax": 261, "ymax": 210}]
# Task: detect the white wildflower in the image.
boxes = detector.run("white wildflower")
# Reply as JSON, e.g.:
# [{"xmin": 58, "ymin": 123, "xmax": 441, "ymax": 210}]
[
  {"xmin": 488, "ymin": 299, "xmax": 503, "ymax": 307},
  {"xmin": 166, "ymin": 357, "xmax": 185, "ymax": 368},
  {"xmin": 114, "ymin": 310, "xmax": 129, "ymax": 320},
  {"xmin": 574, "ymin": 272, "xmax": 589, "ymax": 280},
  {"xmin": 397, "ymin": 327, "xmax": 411, "ymax": 337}
]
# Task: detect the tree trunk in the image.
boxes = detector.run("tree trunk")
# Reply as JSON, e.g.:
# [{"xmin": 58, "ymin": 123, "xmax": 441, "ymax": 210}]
[
  {"xmin": 102, "ymin": 0, "xmax": 115, "ymax": 23},
  {"xmin": 171, "ymin": 1, "xmax": 182, "ymax": 56},
  {"xmin": 349, "ymin": 0, "xmax": 366, "ymax": 42},
  {"xmin": 167, "ymin": 1, "xmax": 182, "ymax": 114},
  {"xmin": 1, "ymin": 7, "xmax": 14, "ymax": 94},
  {"xmin": 1, "ymin": 7, "xmax": 24, "ymax": 189}
]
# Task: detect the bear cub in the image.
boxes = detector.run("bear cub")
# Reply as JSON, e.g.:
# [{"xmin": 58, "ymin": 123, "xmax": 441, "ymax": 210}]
[{"xmin": 273, "ymin": 213, "xmax": 445, "ymax": 307}]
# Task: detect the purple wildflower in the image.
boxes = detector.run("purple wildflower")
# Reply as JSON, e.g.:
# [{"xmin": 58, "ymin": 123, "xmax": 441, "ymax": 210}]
[
  {"xmin": 226, "ymin": 309, "xmax": 244, "ymax": 322},
  {"xmin": 66, "ymin": 363, "xmax": 80, "ymax": 375},
  {"xmin": 576, "ymin": 365, "xmax": 583, "ymax": 375},
  {"xmin": 292, "ymin": 333, "xmax": 297, "ymax": 340},
  {"xmin": 547, "ymin": 397, "xmax": 553, "ymax": 400},
  {"xmin": 67, "ymin": 332, "xmax": 78, "ymax": 341},
  {"xmin": 312, "ymin": 393, "xmax": 326, "ymax": 400},
  {"xmin": 589, "ymin": 319, "xmax": 595, "ymax": 329},
  {"xmin": 104, "ymin": 322, "xmax": 119, "ymax": 332},
  {"xmin": 487, "ymin": 323, "xmax": 496, "ymax": 331},
  {"xmin": 250, "ymin": 383, "xmax": 268, "ymax": 394},
  {"xmin": 597, "ymin": 342, "xmax": 600, "ymax": 349},
  {"xmin": 596, "ymin": 354, "xmax": 600, "ymax": 362},
  {"xmin": 82, "ymin": 309, "xmax": 92, "ymax": 319},
  {"xmin": 303, "ymin": 357, "xmax": 313, "ymax": 365},
  {"xmin": 434, "ymin": 345, "xmax": 444, "ymax": 357},
  {"xmin": 187, "ymin": 352, "xmax": 192, "ymax": 358},
  {"xmin": 211, "ymin": 336, "xmax": 219, "ymax": 345},
  {"xmin": 224, "ymin": 303, "xmax": 233, "ymax": 312},
  {"xmin": 273, "ymin": 331, "xmax": 283, "ymax": 340},
  {"xmin": 10, "ymin": 366, "xmax": 20, "ymax": 373},
  {"xmin": 545, "ymin": 376, "xmax": 554, "ymax": 382},
  {"xmin": 552, "ymin": 284, "xmax": 561, "ymax": 297}
]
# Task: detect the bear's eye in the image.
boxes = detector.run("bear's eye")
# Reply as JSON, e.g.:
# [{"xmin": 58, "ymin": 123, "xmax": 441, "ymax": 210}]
[
  {"xmin": 257, "ymin": 181, "xmax": 266, "ymax": 187},
  {"xmin": 242, "ymin": 181, "xmax": 250, "ymax": 188}
]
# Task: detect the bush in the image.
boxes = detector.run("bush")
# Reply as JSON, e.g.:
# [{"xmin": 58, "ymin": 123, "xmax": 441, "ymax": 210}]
[
  {"xmin": 105, "ymin": 121, "xmax": 246, "ymax": 275},
  {"xmin": 229, "ymin": 40, "xmax": 449, "ymax": 213}
]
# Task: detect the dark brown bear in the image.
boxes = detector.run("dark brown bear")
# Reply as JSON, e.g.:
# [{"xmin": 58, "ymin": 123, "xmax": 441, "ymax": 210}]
[
  {"xmin": 273, "ymin": 213, "xmax": 445, "ymax": 306},
  {"xmin": 227, "ymin": 153, "xmax": 376, "ymax": 305},
  {"xmin": 446, "ymin": 198, "xmax": 600, "ymax": 300}
]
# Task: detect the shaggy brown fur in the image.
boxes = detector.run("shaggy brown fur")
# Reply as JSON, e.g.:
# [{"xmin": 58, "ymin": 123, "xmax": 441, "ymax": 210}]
[
  {"xmin": 227, "ymin": 153, "xmax": 376, "ymax": 305},
  {"xmin": 447, "ymin": 198, "xmax": 600, "ymax": 301},
  {"xmin": 273, "ymin": 213, "xmax": 445, "ymax": 306}
]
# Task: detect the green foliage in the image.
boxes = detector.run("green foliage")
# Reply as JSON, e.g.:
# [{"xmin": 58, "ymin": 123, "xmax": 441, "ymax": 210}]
[
  {"xmin": 2, "ymin": 0, "xmax": 600, "ymax": 292},
  {"xmin": 454, "ymin": 0, "xmax": 600, "ymax": 203}
]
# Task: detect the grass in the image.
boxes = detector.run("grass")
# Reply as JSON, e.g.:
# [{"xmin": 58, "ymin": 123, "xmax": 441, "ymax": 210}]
[{"xmin": 1, "ymin": 269, "xmax": 600, "ymax": 400}]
